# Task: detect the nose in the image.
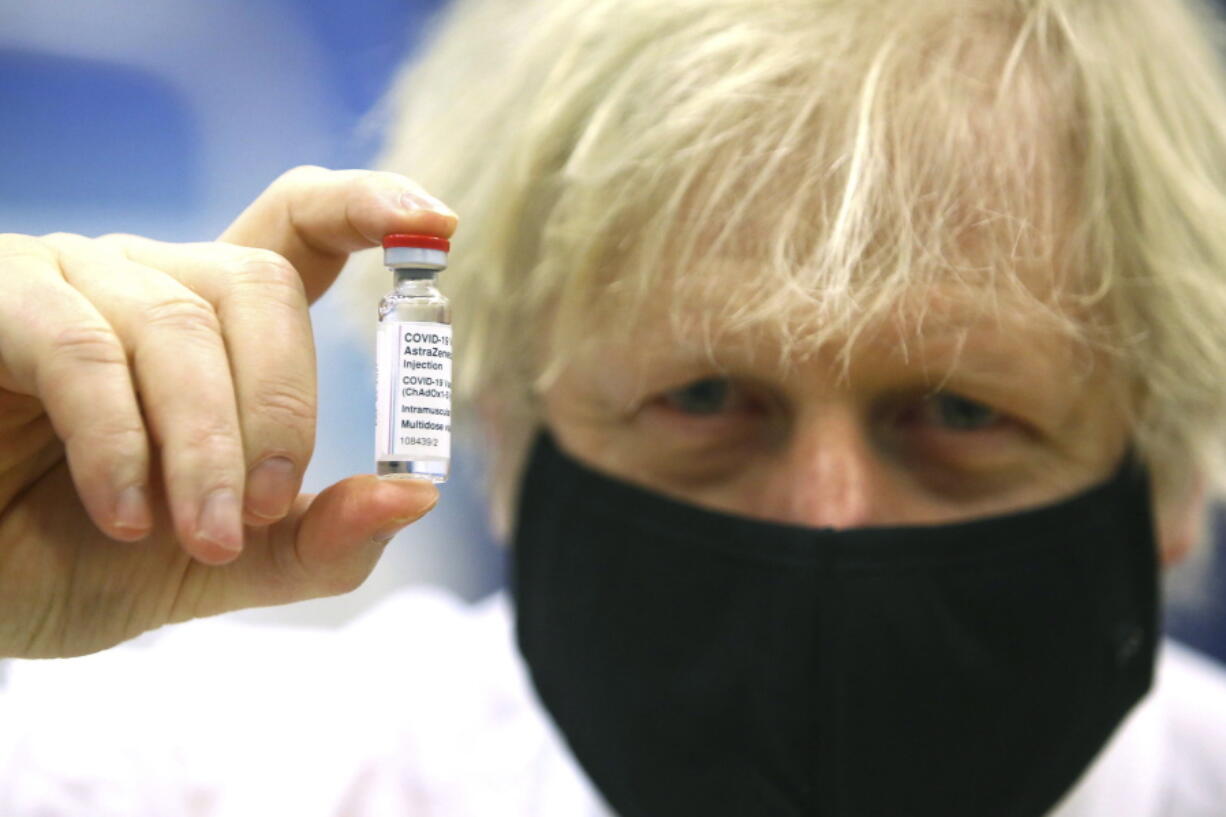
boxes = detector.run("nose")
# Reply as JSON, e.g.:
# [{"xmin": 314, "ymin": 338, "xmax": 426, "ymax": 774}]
[{"xmin": 754, "ymin": 405, "xmax": 901, "ymax": 529}]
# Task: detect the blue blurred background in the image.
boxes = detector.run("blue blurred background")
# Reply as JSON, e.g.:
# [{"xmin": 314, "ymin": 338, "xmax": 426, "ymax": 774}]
[{"xmin": 1, "ymin": 0, "xmax": 1223, "ymax": 662}]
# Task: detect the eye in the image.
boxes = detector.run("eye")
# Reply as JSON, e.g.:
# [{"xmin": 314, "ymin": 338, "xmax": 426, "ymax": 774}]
[
  {"xmin": 661, "ymin": 377, "xmax": 734, "ymax": 415},
  {"xmin": 925, "ymin": 393, "xmax": 1003, "ymax": 431},
  {"xmin": 894, "ymin": 392, "xmax": 1009, "ymax": 435},
  {"xmin": 643, "ymin": 377, "xmax": 769, "ymax": 436},
  {"xmin": 633, "ymin": 376, "xmax": 771, "ymax": 482}
]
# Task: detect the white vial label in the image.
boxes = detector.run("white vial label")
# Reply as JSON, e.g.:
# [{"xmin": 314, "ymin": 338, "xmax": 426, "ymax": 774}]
[{"xmin": 376, "ymin": 321, "xmax": 452, "ymax": 462}]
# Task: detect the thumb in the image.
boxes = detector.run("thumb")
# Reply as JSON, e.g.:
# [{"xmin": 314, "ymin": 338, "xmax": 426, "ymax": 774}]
[
  {"xmin": 288, "ymin": 474, "xmax": 439, "ymax": 595},
  {"xmin": 218, "ymin": 166, "xmax": 458, "ymax": 303},
  {"xmin": 180, "ymin": 475, "xmax": 439, "ymax": 620}
]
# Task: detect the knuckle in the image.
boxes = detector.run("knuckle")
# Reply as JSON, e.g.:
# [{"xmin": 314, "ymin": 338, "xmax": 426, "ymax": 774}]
[
  {"xmin": 229, "ymin": 249, "xmax": 303, "ymax": 297},
  {"xmin": 0, "ymin": 233, "xmax": 55, "ymax": 264},
  {"xmin": 181, "ymin": 423, "xmax": 243, "ymax": 464},
  {"xmin": 253, "ymin": 380, "xmax": 316, "ymax": 430},
  {"xmin": 49, "ymin": 325, "xmax": 127, "ymax": 368},
  {"xmin": 141, "ymin": 297, "xmax": 221, "ymax": 337},
  {"xmin": 38, "ymin": 231, "xmax": 80, "ymax": 245},
  {"xmin": 66, "ymin": 419, "xmax": 147, "ymax": 460},
  {"xmin": 95, "ymin": 422, "xmax": 148, "ymax": 456},
  {"xmin": 95, "ymin": 232, "xmax": 141, "ymax": 248},
  {"xmin": 38, "ymin": 232, "xmax": 97, "ymax": 257},
  {"xmin": 275, "ymin": 164, "xmax": 329, "ymax": 190}
]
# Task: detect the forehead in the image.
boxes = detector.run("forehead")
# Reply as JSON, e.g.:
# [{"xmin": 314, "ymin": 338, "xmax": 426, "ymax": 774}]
[
  {"xmin": 571, "ymin": 253, "xmax": 1095, "ymax": 378},
  {"xmin": 543, "ymin": 255, "xmax": 1124, "ymax": 449}
]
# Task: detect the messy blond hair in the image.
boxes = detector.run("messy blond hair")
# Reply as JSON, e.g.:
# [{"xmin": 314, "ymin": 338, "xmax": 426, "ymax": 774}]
[{"xmin": 354, "ymin": 0, "xmax": 1226, "ymax": 536}]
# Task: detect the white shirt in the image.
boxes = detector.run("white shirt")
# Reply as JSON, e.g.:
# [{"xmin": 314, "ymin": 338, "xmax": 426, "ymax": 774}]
[{"xmin": 1, "ymin": 587, "xmax": 1224, "ymax": 816}]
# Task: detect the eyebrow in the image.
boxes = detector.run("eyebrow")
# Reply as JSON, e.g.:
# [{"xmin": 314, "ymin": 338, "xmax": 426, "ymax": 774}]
[
  {"xmin": 884, "ymin": 329, "xmax": 1099, "ymax": 430},
  {"xmin": 652, "ymin": 317, "xmax": 1092, "ymax": 419}
]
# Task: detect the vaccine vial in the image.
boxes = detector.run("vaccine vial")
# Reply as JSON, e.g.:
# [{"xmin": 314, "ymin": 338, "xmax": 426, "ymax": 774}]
[{"xmin": 375, "ymin": 234, "xmax": 452, "ymax": 482}]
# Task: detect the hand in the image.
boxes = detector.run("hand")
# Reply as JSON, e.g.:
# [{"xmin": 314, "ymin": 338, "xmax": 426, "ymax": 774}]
[{"xmin": 0, "ymin": 166, "xmax": 458, "ymax": 658}]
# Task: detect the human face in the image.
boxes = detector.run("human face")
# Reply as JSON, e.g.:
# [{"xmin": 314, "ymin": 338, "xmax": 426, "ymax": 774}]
[{"xmin": 541, "ymin": 260, "xmax": 1134, "ymax": 530}]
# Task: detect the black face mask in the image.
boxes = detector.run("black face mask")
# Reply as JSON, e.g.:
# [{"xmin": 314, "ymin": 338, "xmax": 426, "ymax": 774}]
[{"xmin": 512, "ymin": 433, "xmax": 1160, "ymax": 817}]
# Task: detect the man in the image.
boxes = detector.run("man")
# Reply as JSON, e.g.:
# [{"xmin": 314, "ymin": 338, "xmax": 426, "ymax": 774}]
[{"xmin": 2, "ymin": 0, "xmax": 1226, "ymax": 813}]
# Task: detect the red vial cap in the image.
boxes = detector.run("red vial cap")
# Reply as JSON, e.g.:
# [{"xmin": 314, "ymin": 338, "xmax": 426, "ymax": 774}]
[{"xmin": 382, "ymin": 234, "xmax": 450, "ymax": 252}]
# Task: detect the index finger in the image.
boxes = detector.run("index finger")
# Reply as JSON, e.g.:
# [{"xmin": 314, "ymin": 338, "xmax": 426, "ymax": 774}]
[{"xmin": 218, "ymin": 166, "xmax": 458, "ymax": 303}]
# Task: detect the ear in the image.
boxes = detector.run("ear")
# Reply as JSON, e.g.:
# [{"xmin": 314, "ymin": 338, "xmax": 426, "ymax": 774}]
[{"xmin": 1154, "ymin": 473, "xmax": 1207, "ymax": 568}]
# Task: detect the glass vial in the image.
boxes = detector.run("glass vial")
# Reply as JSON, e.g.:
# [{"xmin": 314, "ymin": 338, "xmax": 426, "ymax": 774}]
[{"xmin": 375, "ymin": 234, "xmax": 452, "ymax": 482}]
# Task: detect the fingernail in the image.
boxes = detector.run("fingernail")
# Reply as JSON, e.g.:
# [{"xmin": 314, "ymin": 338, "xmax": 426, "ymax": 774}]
[
  {"xmin": 401, "ymin": 190, "xmax": 457, "ymax": 219},
  {"xmin": 245, "ymin": 456, "xmax": 297, "ymax": 521},
  {"xmin": 376, "ymin": 475, "xmax": 440, "ymax": 510},
  {"xmin": 197, "ymin": 489, "xmax": 243, "ymax": 554},
  {"xmin": 370, "ymin": 479, "xmax": 438, "ymax": 543},
  {"xmin": 114, "ymin": 485, "xmax": 152, "ymax": 533},
  {"xmin": 372, "ymin": 517, "xmax": 415, "ymax": 545}
]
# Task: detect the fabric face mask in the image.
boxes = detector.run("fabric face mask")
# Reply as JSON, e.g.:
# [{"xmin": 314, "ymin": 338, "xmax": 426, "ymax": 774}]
[{"xmin": 512, "ymin": 433, "xmax": 1159, "ymax": 817}]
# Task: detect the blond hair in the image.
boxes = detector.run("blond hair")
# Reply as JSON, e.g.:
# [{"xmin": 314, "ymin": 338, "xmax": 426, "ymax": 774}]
[{"xmin": 353, "ymin": 0, "xmax": 1226, "ymax": 536}]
